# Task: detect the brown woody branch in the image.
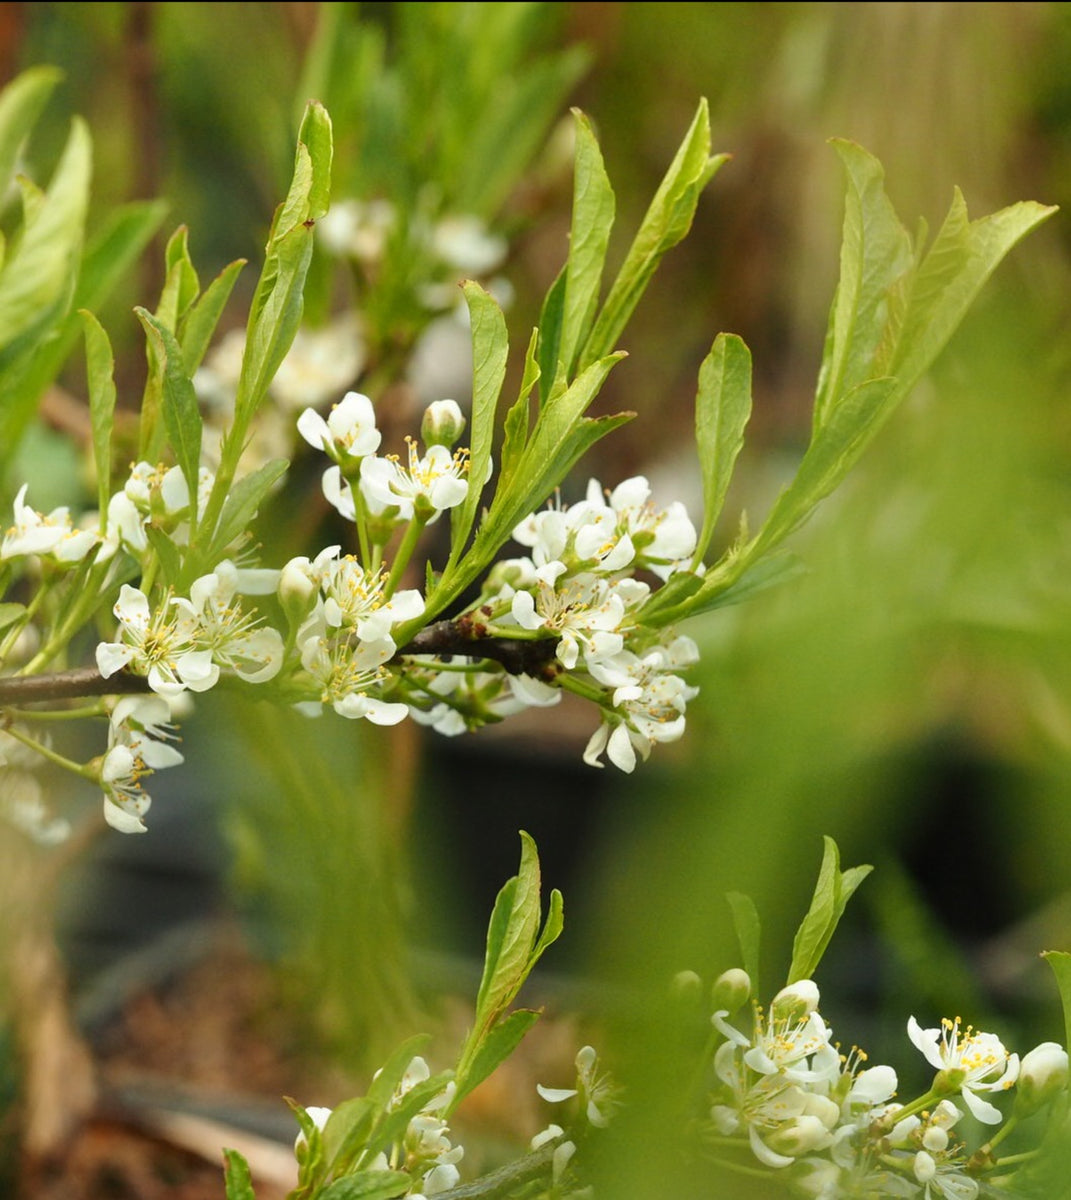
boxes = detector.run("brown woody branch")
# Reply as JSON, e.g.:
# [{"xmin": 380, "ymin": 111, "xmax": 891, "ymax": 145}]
[{"xmin": 0, "ymin": 621, "xmax": 560, "ymax": 706}]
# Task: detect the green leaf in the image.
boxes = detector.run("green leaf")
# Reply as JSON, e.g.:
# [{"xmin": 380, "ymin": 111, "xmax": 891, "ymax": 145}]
[
  {"xmin": 693, "ymin": 333, "xmax": 752, "ymax": 563},
  {"xmin": 474, "ymin": 832, "xmax": 543, "ymax": 1024},
  {"xmin": 80, "ymin": 310, "xmax": 117, "ymax": 524},
  {"xmin": 317, "ymin": 1172, "xmax": 411, "ymax": 1200},
  {"xmin": 581, "ymin": 100, "xmax": 726, "ymax": 368},
  {"xmin": 787, "ymin": 837, "xmax": 872, "ymax": 985},
  {"xmin": 558, "ymin": 111, "xmax": 614, "ymax": 375},
  {"xmin": 363, "ymin": 1033, "xmax": 433, "ymax": 1113},
  {"xmin": 0, "ymin": 67, "xmax": 62, "ymax": 194},
  {"xmin": 888, "ymin": 192, "xmax": 1057, "ymax": 389},
  {"xmin": 812, "ymin": 140, "xmax": 913, "ymax": 431},
  {"xmin": 180, "ymin": 257, "xmax": 246, "ymax": 375},
  {"xmin": 651, "ymin": 551, "xmax": 804, "ymax": 627},
  {"xmin": 498, "ymin": 328, "xmax": 539, "ymax": 485},
  {"xmin": 321, "ymin": 1097, "xmax": 376, "ymax": 1178},
  {"xmin": 205, "ymin": 458, "xmax": 288, "ymax": 565},
  {"xmin": 451, "ymin": 1008, "xmax": 540, "ymax": 1111},
  {"xmin": 0, "ymin": 116, "xmax": 90, "ymax": 371},
  {"xmin": 751, "ymin": 376, "xmax": 898, "ymax": 559},
  {"xmin": 1043, "ymin": 952, "xmax": 1071, "ymax": 1064},
  {"xmin": 160, "ymin": 225, "xmax": 201, "ymax": 327},
  {"xmin": 297, "ymin": 99, "xmax": 334, "ymax": 222},
  {"xmin": 135, "ymin": 308, "xmax": 204, "ymax": 517},
  {"xmin": 536, "ymin": 266, "xmax": 567, "ymax": 406},
  {"xmin": 725, "ymin": 891, "xmax": 761, "ymax": 994},
  {"xmin": 222, "ymin": 1148, "xmax": 256, "ymax": 1200},
  {"xmin": 144, "ymin": 526, "xmax": 183, "ymax": 587},
  {"xmin": 448, "ymin": 282, "xmax": 508, "ymax": 562}
]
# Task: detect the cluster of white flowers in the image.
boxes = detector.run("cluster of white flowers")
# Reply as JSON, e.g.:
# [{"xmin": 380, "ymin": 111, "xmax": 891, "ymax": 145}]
[
  {"xmin": 0, "ymin": 385, "xmax": 703, "ymax": 837},
  {"xmin": 291, "ymin": 390, "xmax": 702, "ymax": 773},
  {"xmin": 703, "ymin": 972, "xmax": 1068, "ymax": 1197},
  {"xmin": 297, "ymin": 1055, "xmax": 463, "ymax": 1198}
]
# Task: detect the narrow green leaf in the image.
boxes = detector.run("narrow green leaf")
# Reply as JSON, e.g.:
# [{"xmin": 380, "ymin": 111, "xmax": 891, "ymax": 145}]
[
  {"xmin": 297, "ymin": 99, "xmax": 334, "ymax": 222},
  {"xmin": 321, "ymin": 1097, "xmax": 376, "ymax": 1176},
  {"xmin": 206, "ymin": 458, "xmax": 288, "ymax": 565},
  {"xmin": 163, "ymin": 225, "xmax": 201, "ymax": 323},
  {"xmin": 788, "ymin": 837, "xmax": 872, "ymax": 984},
  {"xmin": 135, "ymin": 308, "xmax": 203, "ymax": 515},
  {"xmin": 180, "ymin": 257, "xmax": 246, "ymax": 375},
  {"xmin": 363, "ymin": 1033, "xmax": 433, "ymax": 1113},
  {"xmin": 536, "ymin": 266, "xmax": 567, "ymax": 406},
  {"xmin": 365, "ymin": 1071, "xmax": 455, "ymax": 1161},
  {"xmin": 751, "ymin": 376, "xmax": 898, "ymax": 559},
  {"xmin": 80, "ymin": 310, "xmax": 117, "ymax": 523},
  {"xmin": 5, "ymin": 201, "xmax": 167, "ymax": 452},
  {"xmin": 812, "ymin": 140, "xmax": 913, "ymax": 431},
  {"xmin": 889, "ymin": 195, "xmax": 1057, "ymax": 389},
  {"xmin": 558, "ymin": 111, "xmax": 614, "ymax": 375},
  {"xmin": 725, "ymin": 891, "xmax": 761, "ymax": 993},
  {"xmin": 693, "ymin": 333, "xmax": 752, "ymax": 563},
  {"xmin": 1042, "ymin": 952, "xmax": 1071, "ymax": 1059},
  {"xmin": 531, "ymin": 887, "xmax": 564, "ymax": 963},
  {"xmin": 448, "ymin": 282, "xmax": 508, "ymax": 562},
  {"xmin": 318, "ymin": 1172, "xmax": 411, "ymax": 1200},
  {"xmin": 787, "ymin": 838, "xmax": 840, "ymax": 985},
  {"xmin": 649, "ymin": 552, "xmax": 804, "ymax": 627},
  {"xmin": 474, "ymin": 844, "xmax": 539, "ymax": 1023},
  {"xmin": 581, "ymin": 100, "xmax": 725, "ymax": 368},
  {"xmin": 0, "ymin": 67, "xmax": 62, "ymax": 193},
  {"xmin": 452, "ymin": 1009, "xmax": 541, "ymax": 1110},
  {"xmin": 222, "ymin": 1148, "xmax": 256, "ymax": 1200},
  {"xmin": 498, "ymin": 329, "xmax": 539, "ymax": 485},
  {"xmin": 0, "ymin": 116, "xmax": 90, "ymax": 370},
  {"xmin": 144, "ymin": 526, "xmax": 183, "ymax": 587}
]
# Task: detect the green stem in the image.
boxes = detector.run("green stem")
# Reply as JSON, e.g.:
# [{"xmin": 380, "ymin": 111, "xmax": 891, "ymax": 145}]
[
  {"xmin": 383, "ymin": 515, "xmax": 427, "ymax": 599},
  {"xmin": 0, "ymin": 722, "xmax": 99, "ymax": 782}
]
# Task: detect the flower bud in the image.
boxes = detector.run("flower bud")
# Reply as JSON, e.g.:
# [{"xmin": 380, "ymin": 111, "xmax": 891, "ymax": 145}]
[
  {"xmin": 279, "ymin": 557, "xmax": 317, "ymax": 625},
  {"xmin": 765, "ymin": 1114, "xmax": 833, "ymax": 1157},
  {"xmin": 711, "ymin": 968, "xmax": 751, "ymax": 1014},
  {"xmin": 913, "ymin": 1150, "xmax": 937, "ymax": 1184},
  {"xmin": 1015, "ymin": 1041, "xmax": 1069, "ymax": 1115},
  {"xmin": 670, "ymin": 969, "xmax": 702, "ymax": 1003},
  {"xmin": 421, "ymin": 398, "xmax": 466, "ymax": 448},
  {"xmin": 922, "ymin": 1124, "xmax": 949, "ymax": 1153},
  {"xmin": 771, "ymin": 979, "xmax": 820, "ymax": 1022}
]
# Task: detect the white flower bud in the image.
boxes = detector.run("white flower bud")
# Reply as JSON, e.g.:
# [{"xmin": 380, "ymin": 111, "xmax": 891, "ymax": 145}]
[
  {"xmin": 421, "ymin": 398, "xmax": 466, "ymax": 448},
  {"xmin": 771, "ymin": 979, "xmax": 820, "ymax": 1022},
  {"xmin": 922, "ymin": 1124, "xmax": 949, "ymax": 1152},
  {"xmin": 765, "ymin": 1114, "xmax": 833, "ymax": 1157},
  {"xmin": 913, "ymin": 1150, "xmax": 937, "ymax": 1183},
  {"xmin": 711, "ymin": 967, "xmax": 751, "ymax": 1013},
  {"xmin": 1016, "ymin": 1041, "xmax": 1069, "ymax": 1115}
]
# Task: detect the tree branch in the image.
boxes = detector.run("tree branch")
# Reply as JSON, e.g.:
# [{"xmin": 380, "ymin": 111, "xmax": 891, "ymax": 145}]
[
  {"xmin": 395, "ymin": 617, "xmax": 561, "ymax": 677},
  {"xmin": 0, "ymin": 668, "xmax": 151, "ymax": 706},
  {"xmin": 0, "ymin": 617, "xmax": 561, "ymax": 706}
]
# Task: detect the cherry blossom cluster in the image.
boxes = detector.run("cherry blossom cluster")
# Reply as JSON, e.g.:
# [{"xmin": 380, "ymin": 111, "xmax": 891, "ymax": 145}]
[
  {"xmin": 0, "ymin": 386, "xmax": 704, "ymax": 835},
  {"xmin": 294, "ymin": 1044, "xmax": 615, "ymax": 1198},
  {"xmin": 294, "ymin": 390, "xmax": 703, "ymax": 773},
  {"xmin": 700, "ymin": 970, "xmax": 1067, "ymax": 1196}
]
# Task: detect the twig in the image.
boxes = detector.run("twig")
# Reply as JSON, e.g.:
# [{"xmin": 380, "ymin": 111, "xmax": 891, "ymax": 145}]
[
  {"xmin": 0, "ymin": 620, "xmax": 561, "ymax": 706},
  {"xmin": 396, "ymin": 619, "xmax": 561, "ymax": 677},
  {"xmin": 0, "ymin": 668, "xmax": 152, "ymax": 705}
]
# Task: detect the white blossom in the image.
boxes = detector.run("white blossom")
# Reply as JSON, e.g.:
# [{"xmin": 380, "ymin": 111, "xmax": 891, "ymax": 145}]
[
  {"xmin": 360, "ymin": 439, "xmax": 470, "ymax": 522},
  {"xmin": 907, "ymin": 1015, "xmax": 1019, "ymax": 1124}
]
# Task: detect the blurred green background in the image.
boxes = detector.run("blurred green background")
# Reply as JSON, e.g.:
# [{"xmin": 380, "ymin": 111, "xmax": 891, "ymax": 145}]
[{"xmin": 4, "ymin": 2, "xmax": 1071, "ymax": 1190}]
